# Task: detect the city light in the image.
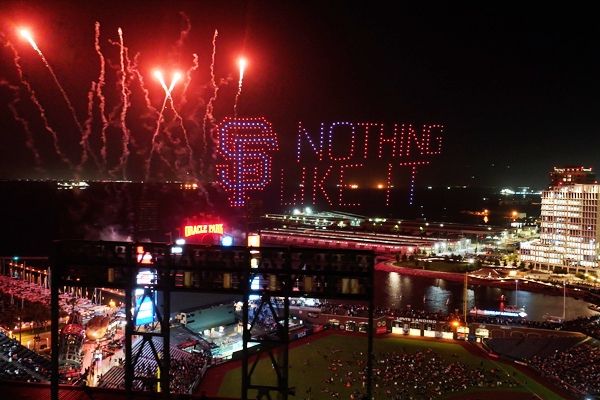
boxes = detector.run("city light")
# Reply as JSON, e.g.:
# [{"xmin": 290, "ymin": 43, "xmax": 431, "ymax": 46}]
[{"xmin": 221, "ymin": 235, "xmax": 234, "ymax": 246}]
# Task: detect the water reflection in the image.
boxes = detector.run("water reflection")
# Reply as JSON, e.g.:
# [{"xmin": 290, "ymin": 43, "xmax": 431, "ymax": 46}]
[
  {"xmin": 387, "ymin": 272, "xmax": 402, "ymax": 303},
  {"xmin": 375, "ymin": 271, "xmax": 596, "ymax": 321}
]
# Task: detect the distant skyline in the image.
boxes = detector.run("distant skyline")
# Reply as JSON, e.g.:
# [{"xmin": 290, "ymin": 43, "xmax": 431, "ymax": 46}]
[{"xmin": 1, "ymin": 2, "xmax": 599, "ymax": 190}]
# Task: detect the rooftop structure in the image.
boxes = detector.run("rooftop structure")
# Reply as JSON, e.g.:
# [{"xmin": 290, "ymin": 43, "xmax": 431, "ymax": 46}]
[
  {"xmin": 549, "ymin": 166, "xmax": 596, "ymax": 189},
  {"xmin": 264, "ymin": 209, "xmax": 366, "ymax": 229},
  {"xmin": 260, "ymin": 226, "xmax": 449, "ymax": 254}
]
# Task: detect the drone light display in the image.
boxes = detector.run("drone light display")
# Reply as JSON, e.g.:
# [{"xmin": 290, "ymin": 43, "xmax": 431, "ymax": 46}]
[{"xmin": 216, "ymin": 120, "xmax": 443, "ymax": 207}]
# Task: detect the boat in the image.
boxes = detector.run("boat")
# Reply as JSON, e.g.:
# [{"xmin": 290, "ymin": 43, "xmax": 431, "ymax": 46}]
[
  {"xmin": 469, "ymin": 306, "xmax": 527, "ymax": 318},
  {"xmin": 546, "ymin": 315, "xmax": 564, "ymax": 324},
  {"xmin": 502, "ymin": 304, "xmax": 525, "ymax": 313},
  {"xmin": 469, "ymin": 307, "xmax": 486, "ymax": 316}
]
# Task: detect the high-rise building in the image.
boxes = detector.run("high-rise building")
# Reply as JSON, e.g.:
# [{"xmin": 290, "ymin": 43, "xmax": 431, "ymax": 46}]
[
  {"xmin": 520, "ymin": 184, "xmax": 599, "ymax": 275},
  {"xmin": 135, "ymin": 200, "xmax": 158, "ymax": 240},
  {"xmin": 549, "ymin": 166, "xmax": 596, "ymax": 188}
]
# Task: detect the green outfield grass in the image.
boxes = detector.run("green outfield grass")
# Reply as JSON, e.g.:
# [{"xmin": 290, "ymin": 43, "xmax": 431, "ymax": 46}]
[{"xmin": 217, "ymin": 334, "xmax": 566, "ymax": 400}]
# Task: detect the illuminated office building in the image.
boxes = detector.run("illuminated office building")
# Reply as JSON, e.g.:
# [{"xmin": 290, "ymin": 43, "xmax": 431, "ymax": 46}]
[{"xmin": 520, "ymin": 184, "xmax": 599, "ymax": 275}]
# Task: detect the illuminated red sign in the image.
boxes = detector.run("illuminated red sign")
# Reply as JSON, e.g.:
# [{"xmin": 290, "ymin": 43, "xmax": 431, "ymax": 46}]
[{"xmin": 184, "ymin": 224, "xmax": 224, "ymax": 237}]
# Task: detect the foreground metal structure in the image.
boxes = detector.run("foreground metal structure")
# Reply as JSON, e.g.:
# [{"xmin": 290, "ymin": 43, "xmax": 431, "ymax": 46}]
[{"xmin": 52, "ymin": 241, "xmax": 375, "ymax": 400}]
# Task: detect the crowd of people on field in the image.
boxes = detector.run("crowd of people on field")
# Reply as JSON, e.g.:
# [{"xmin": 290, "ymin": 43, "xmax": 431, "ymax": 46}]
[
  {"xmin": 528, "ymin": 343, "xmax": 600, "ymax": 396},
  {"xmin": 304, "ymin": 347, "xmax": 526, "ymax": 400}
]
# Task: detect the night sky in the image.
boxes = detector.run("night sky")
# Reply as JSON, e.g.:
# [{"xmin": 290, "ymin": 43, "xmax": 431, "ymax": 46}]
[{"xmin": 1, "ymin": 1, "xmax": 600, "ymax": 189}]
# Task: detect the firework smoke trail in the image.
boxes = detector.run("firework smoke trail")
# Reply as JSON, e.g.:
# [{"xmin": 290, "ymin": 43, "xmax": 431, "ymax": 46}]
[
  {"xmin": 81, "ymin": 82, "xmax": 95, "ymax": 167},
  {"xmin": 145, "ymin": 97, "xmax": 170, "ymax": 182},
  {"xmin": 233, "ymin": 58, "xmax": 245, "ymax": 118},
  {"xmin": 130, "ymin": 53, "xmax": 158, "ymax": 115},
  {"xmin": 202, "ymin": 30, "xmax": 219, "ymax": 160},
  {"xmin": 77, "ymin": 24, "xmax": 107, "ymax": 172},
  {"xmin": 94, "ymin": 22, "xmax": 110, "ymax": 171},
  {"xmin": 155, "ymin": 72, "xmax": 177, "ymax": 145},
  {"xmin": 0, "ymin": 79, "xmax": 42, "ymax": 167},
  {"xmin": 115, "ymin": 28, "xmax": 133, "ymax": 179},
  {"xmin": 174, "ymin": 12, "xmax": 192, "ymax": 61},
  {"xmin": 129, "ymin": 55, "xmax": 165, "ymax": 169},
  {"xmin": 20, "ymin": 30, "xmax": 87, "ymax": 168},
  {"xmin": 80, "ymin": 80, "xmax": 102, "ymax": 172},
  {"xmin": 163, "ymin": 67, "xmax": 197, "ymax": 180},
  {"xmin": 168, "ymin": 103, "xmax": 196, "ymax": 181},
  {"xmin": 168, "ymin": 14, "xmax": 200, "ymax": 181},
  {"xmin": 181, "ymin": 53, "xmax": 199, "ymax": 106},
  {"xmin": 5, "ymin": 41, "xmax": 74, "ymax": 169},
  {"xmin": 144, "ymin": 72, "xmax": 179, "ymax": 182}
]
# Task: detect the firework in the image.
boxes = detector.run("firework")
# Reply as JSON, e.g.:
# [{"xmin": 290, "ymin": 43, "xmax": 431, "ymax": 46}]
[
  {"xmin": 161, "ymin": 71, "xmax": 192, "ymax": 169},
  {"xmin": 154, "ymin": 71, "xmax": 169, "ymax": 97},
  {"xmin": 144, "ymin": 71, "xmax": 183, "ymax": 181},
  {"xmin": 20, "ymin": 29, "xmax": 88, "ymax": 172},
  {"xmin": 203, "ymin": 29, "xmax": 219, "ymax": 155},
  {"xmin": 6, "ymin": 41, "xmax": 74, "ymax": 169},
  {"xmin": 6, "ymin": 18, "xmax": 244, "ymax": 187},
  {"xmin": 115, "ymin": 27, "xmax": 133, "ymax": 179},
  {"xmin": 233, "ymin": 58, "xmax": 246, "ymax": 118},
  {"xmin": 0, "ymin": 78, "xmax": 42, "ymax": 167},
  {"xmin": 154, "ymin": 71, "xmax": 181, "ymax": 102},
  {"xmin": 19, "ymin": 30, "xmax": 40, "ymax": 54},
  {"xmin": 94, "ymin": 22, "xmax": 110, "ymax": 171},
  {"xmin": 163, "ymin": 72, "xmax": 197, "ymax": 180}
]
